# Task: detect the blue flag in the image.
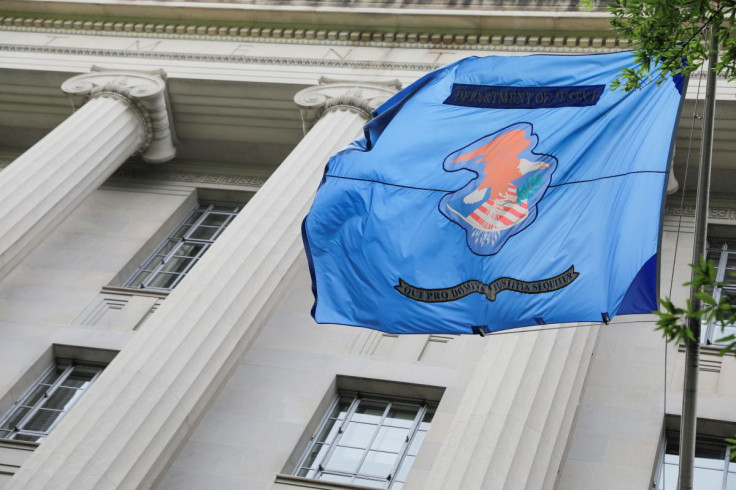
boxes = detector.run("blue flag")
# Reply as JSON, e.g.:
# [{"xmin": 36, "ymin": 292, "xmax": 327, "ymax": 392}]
[{"xmin": 302, "ymin": 52, "xmax": 684, "ymax": 335}]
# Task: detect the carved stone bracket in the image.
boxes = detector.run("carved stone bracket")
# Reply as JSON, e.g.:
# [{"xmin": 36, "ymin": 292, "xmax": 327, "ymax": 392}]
[
  {"xmin": 294, "ymin": 77, "xmax": 402, "ymax": 134},
  {"xmin": 61, "ymin": 68, "xmax": 177, "ymax": 163}
]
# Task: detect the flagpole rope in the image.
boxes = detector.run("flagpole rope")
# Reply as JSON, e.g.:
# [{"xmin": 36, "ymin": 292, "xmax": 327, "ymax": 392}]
[{"xmin": 483, "ymin": 318, "xmax": 672, "ymax": 336}]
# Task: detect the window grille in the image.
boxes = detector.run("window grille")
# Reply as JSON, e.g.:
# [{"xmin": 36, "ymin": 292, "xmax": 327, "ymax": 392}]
[
  {"xmin": 296, "ymin": 392, "xmax": 434, "ymax": 489},
  {"xmin": 0, "ymin": 360, "xmax": 104, "ymax": 442},
  {"xmin": 125, "ymin": 202, "xmax": 240, "ymax": 291},
  {"xmin": 701, "ymin": 241, "xmax": 736, "ymax": 344}
]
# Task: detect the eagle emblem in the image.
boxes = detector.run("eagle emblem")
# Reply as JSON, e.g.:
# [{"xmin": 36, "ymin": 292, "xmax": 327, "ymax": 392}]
[{"xmin": 440, "ymin": 123, "xmax": 556, "ymax": 255}]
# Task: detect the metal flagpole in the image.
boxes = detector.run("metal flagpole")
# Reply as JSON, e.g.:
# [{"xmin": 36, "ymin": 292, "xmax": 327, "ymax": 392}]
[{"xmin": 679, "ymin": 28, "xmax": 718, "ymax": 490}]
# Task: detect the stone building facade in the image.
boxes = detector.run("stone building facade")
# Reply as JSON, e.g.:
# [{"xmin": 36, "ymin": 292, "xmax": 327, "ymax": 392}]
[{"xmin": 0, "ymin": 1, "xmax": 734, "ymax": 489}]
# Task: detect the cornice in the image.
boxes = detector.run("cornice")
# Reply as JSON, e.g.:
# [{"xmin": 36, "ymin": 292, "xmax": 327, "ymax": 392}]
[
  {"xmin": 0, "ymin": 14, "xmax": 628, "ymax": 53},
  {"xmin": 0, "ymin": 1, "xmax": 613, "ymax": 35}
]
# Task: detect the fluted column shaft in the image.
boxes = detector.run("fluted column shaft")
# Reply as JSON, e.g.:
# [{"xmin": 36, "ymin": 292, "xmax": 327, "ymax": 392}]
[
  {"xmin": 0, "ymin": 70, "xmax": 175, "ymax": 280},
  {"xmin": 424, "ymin": 325, "xmax": 599, "ymax": 490},
  {"xmin": 0, "ymin": 96, "xmax": 142, "ymax": 278},
  {"xmin": 7, "ymin": 82, "xmax": 397, "ymax": 490}
]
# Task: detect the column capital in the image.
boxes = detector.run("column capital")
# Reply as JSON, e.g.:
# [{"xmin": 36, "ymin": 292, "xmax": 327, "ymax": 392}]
[
  {"xmin": 61, "ymin": 68, "xmax": 176, "ymax": 163},
  {"xmin": 294, "ymin": 77, "xmax": 401, "ymax": 134}
]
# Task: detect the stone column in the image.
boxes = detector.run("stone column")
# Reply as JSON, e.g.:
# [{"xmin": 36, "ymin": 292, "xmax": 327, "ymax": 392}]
[
  {"xmin": 424, "ymin": 325, "xmax": 599, "ymax": 490},
  {"xmin": 0, "ymin": 69, "xmax": 175, "ymax": 279},
  {"xmin": 7, "ymin": 81, "xmax": 398, "ymax": 490}
]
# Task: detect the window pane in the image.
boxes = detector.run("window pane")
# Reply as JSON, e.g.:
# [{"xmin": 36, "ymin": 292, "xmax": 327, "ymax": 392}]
[
  {"xmin": 728, "ymin": 472, "xmax": 736, "ymax": 490},
  {"xmin": 358, "ymin": 450, "xmax": 398, "ymax": 478},
  {"xmin": 0, "ymin": 406, "xmax": 30, "ymax": 430},
  {"xmin": 170, "ymin": 224, "xmax": 190, "ymax": 240},
  {"xmin": 694, "ymin": 468, "xmax": 727, "ymax": 489},
  {"xmin": 660, "ymin": 463, "xmax": 678, "ymax": 490},
  {"xmin": 188, "ymin": 226, "xmax": 219, "ymax": 241},
  {"xmin": 41, "ymin": 387, "xmax": 80, "ymax": 412},
  {"xmin": 407, "ymin": 430, "xmax": 425, "ymax": 457},
  {"xmin": 128, "ymin": 270, "xmax": 152, "ymax": 289},
  {"xmin": 12, "ymin": 433, "xmax": 43, "ymax": 442},
  {"xmin": 39, "ymin": 368, "xmax": 64, "ymax": 386},
  {"xmin": 60, "ymin": 367, "xmax": 99, "ymax": 389},
  {"xmin": 694, "ymin": 456, "xmax": 727, "ymax": 470},
  {"xmin": 353, "ymin": 401, "xmax": 388, "ymax": 424},
  {"xmin": 200, "ymin": 213, "xmax": 230, "ymax": 228},
  {"xmin": 160, "ymin": 256, "xmax": 194, "ymax": 274},
  {"xmin": 324, "ymin": 446, "xmax": 363, "ymax": 473},
  {"xmin": 384, "ymin": 405, "xmax": 419, "ymax": 428},
  {"xmin": 146, "ymin": 273, "xmax": 180, "ymax": 289},
  {"xmin": 342, "ymin": 422, "xmax": 378, "ymax": 448},
  {"xmin": 315, "ymin": 419, "xmax": 341, "ymax": 445},
  {"xmin": 394, "ymin": 455, "xmax": 415, "ymax": 482},
  {"xmin": 319, "ymin": 473, "xmax": 353, "ymax": 483},
  {"xmin": 300, "ymin": 443, "xmax": 330, "ymax": 472},
  {"xmin": 184, "ymin": 210, "xmax": 204, "ymax": 225},
  {"xmin": 333, "ymin": 397, "xmax": 352, "ymax": 421},
  {"xmin": 353, "ymin": 477, "xmax": 387, "ymax": 488},
  {"xmin": 297, "ymin": 467, "xmax": 317, "ymax": 479},
  {"xmin": 371, "ymin": 426, "xmax": 408, "ymax": 453},
  {"xmin": 22, "ymin": 408, "xmax": 63, "ymax": 432},
  {"xmin": 155, "ymin": 240, "xmax": 179, "ymax": 257},
  {"xmin": 19, "ymin": 384, "xmax": 49, "ymax": 407},
  {"xmin": 176, "ymin": 243, "xmax": 205, "ymax": 258}
]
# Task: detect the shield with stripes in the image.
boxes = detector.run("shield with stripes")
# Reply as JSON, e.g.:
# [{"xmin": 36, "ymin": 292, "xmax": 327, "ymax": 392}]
[{"xmin": 439, "ymin": 123, "xmax": 556, "ymax": 256}]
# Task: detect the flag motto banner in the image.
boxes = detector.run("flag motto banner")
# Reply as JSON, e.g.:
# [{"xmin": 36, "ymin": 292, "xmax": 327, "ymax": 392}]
[{"xmin": 302, "ymin": 52, "xmax": 684, "ymax": 335}]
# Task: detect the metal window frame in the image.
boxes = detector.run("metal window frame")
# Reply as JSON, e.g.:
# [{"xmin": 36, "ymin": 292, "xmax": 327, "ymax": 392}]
[
  {"xmin": 0, "ymin": 361, "xmax": 104, "ymax": 442},
  {"xmin": 296, "ymin": 392, "xmax": 433, "ymax": 488},
  {"xmin": 656, "ymin": 436, "xmax": 733, "ymax": 490},
  {"xmin": 125, "ymin": 202, "xmax": 240, "ymax": 291},
  {"xmin": 703, "ymin": 242, "xmax": 736, "ymax": 344}
]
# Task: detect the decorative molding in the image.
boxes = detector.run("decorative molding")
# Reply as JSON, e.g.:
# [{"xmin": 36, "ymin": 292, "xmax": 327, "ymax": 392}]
[
  {"xmin": 295, "ymin": 78, "xmax": 400, "ymax": 133},
  {"xmin": 664, "ymin": 204, "xmax": 736, "ymax": 222},
  {"xmin": 62, "ymin": 69, "xmax": 176, "ymax": 163},
  {"xmin": 0, "ymin": 15, "xmax": 627, "ymax": 52},
  {"xmin": 111, "ymin": 163, "xmax": 268, "ymax": 188},
  {"xmin": 0, "ymin": 43, "xmax": 451, "ymax": 71},
  {"xmin": 73, "ymin": 289, "xmax": 163, "ymax": 331}
]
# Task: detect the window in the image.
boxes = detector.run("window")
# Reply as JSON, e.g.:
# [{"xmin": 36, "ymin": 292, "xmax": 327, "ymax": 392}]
[
  {"xmin": 295, "ymin": 392, "xmax": 435, "ymax": 489},
  {"xmin": 0, "ymin": 360, "xmax": 104, "ymax": 442},
  {"xmin": 655, "ymin": 419, "xmax": 736, "ymax": 490},
  {"xmin": 702, "ymin": 235, "xmax": 736, "ymax": 344},
  {"xmin": 125, "ymin": 202, "xmax": 240, "ymax": 291}
]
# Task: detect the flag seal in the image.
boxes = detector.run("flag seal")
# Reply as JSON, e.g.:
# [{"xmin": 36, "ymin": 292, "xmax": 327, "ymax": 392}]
[{"xmin": 439, "ymin": 123, "xmax": 556, "ymax": 255}]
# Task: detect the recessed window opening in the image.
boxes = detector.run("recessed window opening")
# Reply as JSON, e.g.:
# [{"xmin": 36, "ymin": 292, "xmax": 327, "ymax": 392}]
[
  {"xmin": 0, "ymin": 360, "xmax": 104, "ymax": 442},
  {"xmin": 125, "ymin": 202, "xmax": 240, "ymax": 291},
  {"xmin": 702, "ymin": 230, "xmax": 736, "ymax": 344},
  {"xmin": 296, "ymin": 391, "xmax": 435, "ymax": 489},
  {"xmin": 656, "ymin": 428, "xmax": 736, "ymax": 490}
]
